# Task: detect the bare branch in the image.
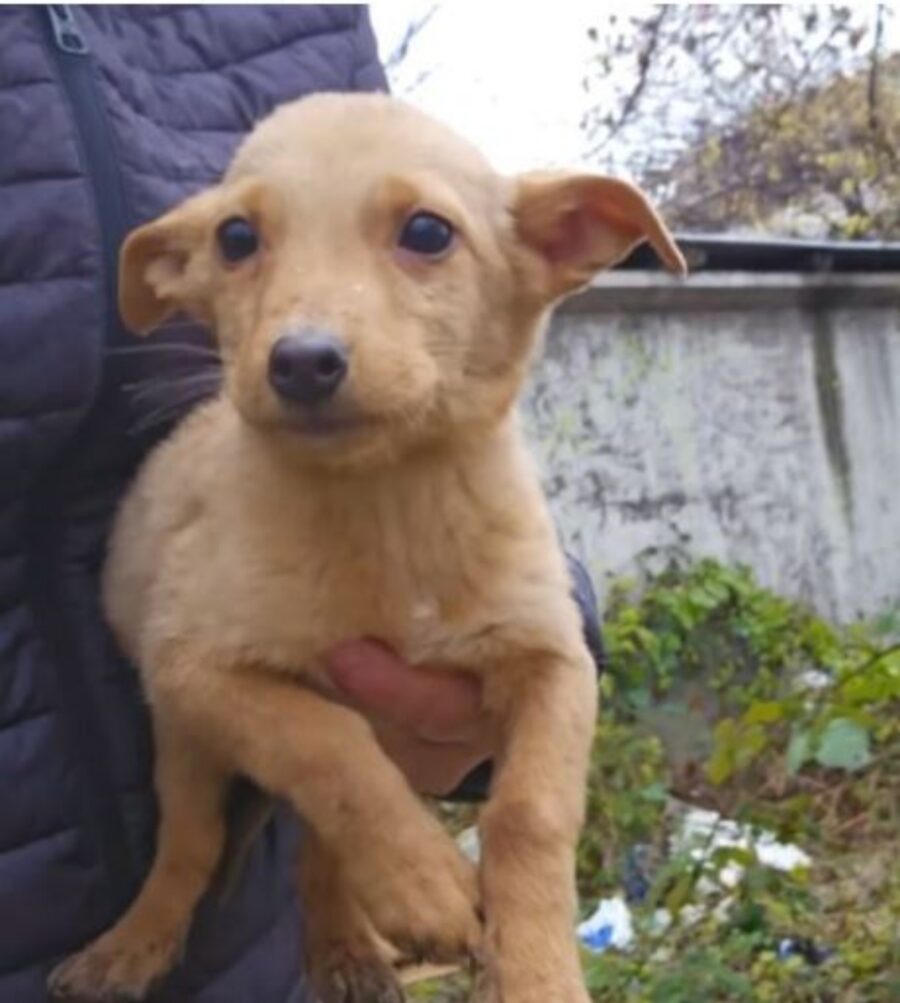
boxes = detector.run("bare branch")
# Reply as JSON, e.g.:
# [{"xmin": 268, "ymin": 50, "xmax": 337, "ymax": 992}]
[
  {"xmin": 868, "ymin": 3, "xmax": 886, "ymax": 132},
  {"xmin": 600, "ymin": 7, "xmax": 671, "ymax": 149},
  {"xmin": 385, "ymin": 3, "xmax": 440, "ymax": 73}
]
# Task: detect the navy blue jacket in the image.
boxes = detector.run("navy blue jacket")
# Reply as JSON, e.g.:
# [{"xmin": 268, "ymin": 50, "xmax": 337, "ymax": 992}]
[
  {"xmin": 0, "ymin": 8, "xmax": 385, "ymax": 1001},
  {"xmin": 0, "ymin": 7, "xmax": 603, "ymax": 1001}
]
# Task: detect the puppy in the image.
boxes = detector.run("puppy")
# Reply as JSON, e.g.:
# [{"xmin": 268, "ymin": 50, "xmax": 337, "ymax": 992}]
[{"xmin": 49, "ymin": 93, "xmax": 684, "ymax": 1003}]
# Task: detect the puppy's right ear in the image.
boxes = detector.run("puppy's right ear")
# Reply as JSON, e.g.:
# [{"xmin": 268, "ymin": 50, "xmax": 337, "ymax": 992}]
[
  {"xmin": 513, "ymin": 172, "xmax": 686, "ymax": 302},
  {"xmin": 119, "ymin": 190, "xmax": 219, "ymax": 335}
]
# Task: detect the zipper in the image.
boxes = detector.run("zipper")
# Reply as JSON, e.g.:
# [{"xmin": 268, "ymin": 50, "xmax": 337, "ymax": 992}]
[
  {"xmin": 46, "ymin": 3, "xmax": 88, "ymax": 53},
  {"xmin": 39, "ymin": 4, "xmax": 139, "ymax": 901},
  {"xmin": 43, "ymin": 4, "xmax": 132, "ymax": 344}
]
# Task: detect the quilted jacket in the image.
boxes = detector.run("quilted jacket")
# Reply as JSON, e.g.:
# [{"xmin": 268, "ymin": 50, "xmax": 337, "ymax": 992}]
[
  {"xmin": 0, "ymin": 7, "xmax": 385, "ymax": 1001},
  {"xmin": 0, "ymin": 6, "xmax": 605, "ymax": 1002}
]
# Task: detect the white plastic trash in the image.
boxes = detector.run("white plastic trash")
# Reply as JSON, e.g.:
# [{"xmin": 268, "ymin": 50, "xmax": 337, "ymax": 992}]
[
  {"xmin": 675, "ymin": 807, "xmax": 811, "ymax": 883},
  {"xmin": 577, "ymin": 896, "xmax": 635, "ymax": 953}
]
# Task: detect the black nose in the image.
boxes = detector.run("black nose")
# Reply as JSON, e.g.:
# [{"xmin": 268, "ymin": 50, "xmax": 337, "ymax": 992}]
[{"xmin": 268, "ymin": 332, "xmax": 348, "ymax": 405}]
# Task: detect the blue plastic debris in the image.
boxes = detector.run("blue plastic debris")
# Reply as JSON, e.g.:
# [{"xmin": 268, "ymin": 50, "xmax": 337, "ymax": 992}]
[
  {"xmin": 577, "ymin": 896, "xmax": 635, "ymax": 953},
  {"xmin": 776, "ymin": 938, "xmax": 835, "ymax": 965},
  {"xmin": 622, "ymin": 843, "xmax": 654, "ymax": 903}
]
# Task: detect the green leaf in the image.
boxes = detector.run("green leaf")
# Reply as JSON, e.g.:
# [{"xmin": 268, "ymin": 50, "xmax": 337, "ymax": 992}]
[
  {"xmin": 707, "ymin": 746, "xmax": 735, "ymax": 785},
  {"xmin": 639, "ymin": 781, "xmax": 669, "ymax": 803},
  {"xmin": 743, "ymin": 700, "xmax": 785, "ymax": 725},
  {"xmin": 786, "ymin": 729, "xmax": 811, "ymax": 774},
  {"xmin": 664, "ymin": 871, "xmax": 697, "ymax": 914},
  {"xmin": 711, "ymin": 845, "xmax": 756, "ymax": 870},
  {"xmin": 628, "ymin": 687, "xmax": 652, "ymax": 710},
  {"xmin": 814, "ymin": 717, "xmax": 872, "ymax": 772}
]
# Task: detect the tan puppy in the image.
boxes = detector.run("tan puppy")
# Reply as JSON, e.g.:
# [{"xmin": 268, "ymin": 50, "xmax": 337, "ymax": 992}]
[{"xmin": 48, "ymin": 93, "xmax": 685, "ymax": 1003}]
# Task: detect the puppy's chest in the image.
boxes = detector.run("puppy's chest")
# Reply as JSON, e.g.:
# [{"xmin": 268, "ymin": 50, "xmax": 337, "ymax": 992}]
[{"xmin": 222, "ymin": 484, "xmax": 522, "ymax": 671}]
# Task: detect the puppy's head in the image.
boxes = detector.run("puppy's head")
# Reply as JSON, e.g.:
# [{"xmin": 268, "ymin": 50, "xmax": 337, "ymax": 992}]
[{"xmin": 120, "ymin": 94, "xmax": 685, "ymax": 468}]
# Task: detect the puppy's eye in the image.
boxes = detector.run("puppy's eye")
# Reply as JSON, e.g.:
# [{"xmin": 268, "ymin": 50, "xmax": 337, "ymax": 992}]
[
  {"xmin": 216, "ymin": 216, "xmax": 259, "ymax": 263},
  {"xmin": 398, "ymin": 212, "xmax": 454, "ymax": 256}
]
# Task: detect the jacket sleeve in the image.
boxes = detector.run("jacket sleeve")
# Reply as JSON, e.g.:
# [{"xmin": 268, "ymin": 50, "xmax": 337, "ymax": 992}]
[
  {"xmin": 444, "ymin": 555, "xmax": 605, "ymax": 803},
  {"xmin": 566, "ymin": 553, "xmax": 608, "ymax": 675},
  {"xmin": 350, "ymin": 7, "xmax": 390, "ymax": 93}
]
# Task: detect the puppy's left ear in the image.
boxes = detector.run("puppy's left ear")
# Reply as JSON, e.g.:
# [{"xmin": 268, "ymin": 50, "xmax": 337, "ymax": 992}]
[
  {"xmin": 119, "ymin": 189, "xmax": 220, "ymax": 335},
  {"xmin": 513, "ymin": 172, "xmax": 687, "ymax": 300}
]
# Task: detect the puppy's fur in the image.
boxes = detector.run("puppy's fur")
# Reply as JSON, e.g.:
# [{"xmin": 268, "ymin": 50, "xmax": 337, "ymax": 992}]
[{"xmin": 49, "ymin": 94, "xmax": 684, "ymax": 1003}]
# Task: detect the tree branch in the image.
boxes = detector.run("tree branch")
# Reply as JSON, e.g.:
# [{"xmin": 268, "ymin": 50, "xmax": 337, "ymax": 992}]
[
  {"xmin": 384, "ymin": 3, "xmax": 440, "ymax": 74},
  {"xmin": 593, "ymin": 7, "xmax": 671, "ymax": 153},
  {"xmin": 868, "ymin": 3, "xmax": 886, "ymax": 132}
]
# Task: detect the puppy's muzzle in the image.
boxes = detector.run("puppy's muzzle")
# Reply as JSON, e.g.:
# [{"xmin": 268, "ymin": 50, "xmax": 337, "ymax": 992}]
[{"xmin": 268, "ymin": 330, "xmax": 348, "ymax": 406}]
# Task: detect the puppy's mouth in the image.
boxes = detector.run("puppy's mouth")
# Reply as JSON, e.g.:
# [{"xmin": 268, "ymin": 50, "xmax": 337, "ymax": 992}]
[{"xmin": 277, "ymin": 405, "xmax": 377, "ymax": 439}]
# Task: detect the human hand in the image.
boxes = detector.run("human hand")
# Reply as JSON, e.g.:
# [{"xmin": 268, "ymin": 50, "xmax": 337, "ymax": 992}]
[{"xmin": 326, "ymin": 639, "xmax": 494, "ymax": 797}]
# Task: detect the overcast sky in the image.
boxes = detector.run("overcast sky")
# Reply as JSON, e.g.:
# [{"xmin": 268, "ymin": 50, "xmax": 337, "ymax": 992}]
[
  {"xmin": 369, "ymin": 0, "xmax": 598, "ymax": 172},
  {"xmin": 368, "ymin": 2, "xmax": 900, "ymax": 175}
]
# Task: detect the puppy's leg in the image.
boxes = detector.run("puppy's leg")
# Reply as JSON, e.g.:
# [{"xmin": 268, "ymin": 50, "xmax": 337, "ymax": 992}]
[
  {"xmin": 163, "ymin": 652, "xmax": 480, "ymax": 964},
  {"xmin": 478, "ymin": 651, "xmax": 597, "ymax": 1003},
  {"xmin": 48, "ymin": 718, "xmax": 227, "ymax": 1001},
  {"xmin": 300, "ymin": 829, "xmax": 403, "ymax": 1003}
]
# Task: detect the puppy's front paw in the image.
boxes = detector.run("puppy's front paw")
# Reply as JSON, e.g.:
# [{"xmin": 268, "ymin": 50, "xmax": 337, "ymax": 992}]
[
  {"xmin": 47, "ymin": 930, "xmax": 180, "ymax": 1002},
  {"xmin": 309, "ymin": 940, "xmax": 404, "ymax": 1003},
  {"xmin": 355, "ymin": 831, "xmax": 482, "ymax": 965}
]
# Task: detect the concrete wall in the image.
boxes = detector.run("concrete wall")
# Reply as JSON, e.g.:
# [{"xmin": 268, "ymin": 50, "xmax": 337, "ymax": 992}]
[{"xmin": 522, "ymin": 272, "xmax": 900, "ymax": 622}]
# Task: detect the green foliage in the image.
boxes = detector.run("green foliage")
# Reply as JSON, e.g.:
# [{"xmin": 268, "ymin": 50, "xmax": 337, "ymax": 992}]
[
  {"xmin": 602, "ymin": 559, "xmax": 898, "ymax": 830},
  {"xmin": 582, "ymin": 936, "xmax": 759, "ymax": 1003},
  {"xmin": 577, "ymin": 721, "xmax": 668, "ymax": 899},
  {"xmin": 807, "ymin": 717, "xmax": 872, "ymax": 772},
  {"xmin": 605, "ymin": 558, "xmax": 860, "ymax": 711},
  {"xmin": 582, "ymin": 558, "xmax": 900, "ymax": 1001}
]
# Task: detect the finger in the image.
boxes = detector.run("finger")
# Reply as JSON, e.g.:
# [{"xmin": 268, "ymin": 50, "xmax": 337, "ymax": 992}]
[{"xmin": 326, "ymin": 638, "xmax": 484, "ymax": 742}]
